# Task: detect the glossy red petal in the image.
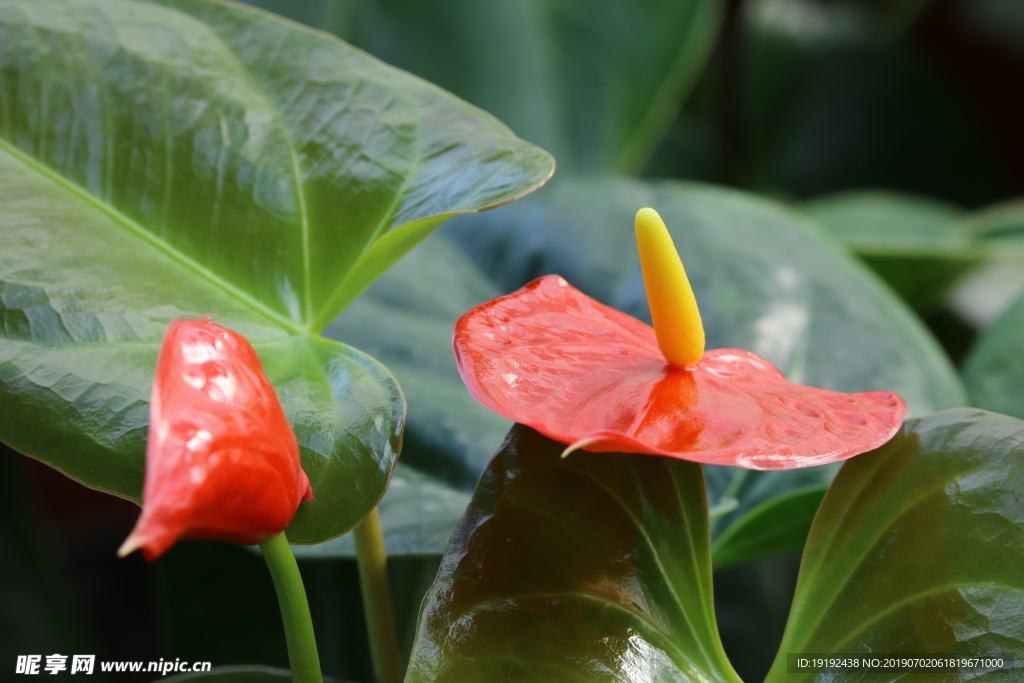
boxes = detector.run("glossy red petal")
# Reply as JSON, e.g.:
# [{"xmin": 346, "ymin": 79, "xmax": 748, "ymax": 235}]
[
  {"xmin": 454, "ymin": 275, "xmax": 907, "ymax": 470},
  {"xmin": 122, "ymin": 319, "xmax": 313, "ymax": 561}
]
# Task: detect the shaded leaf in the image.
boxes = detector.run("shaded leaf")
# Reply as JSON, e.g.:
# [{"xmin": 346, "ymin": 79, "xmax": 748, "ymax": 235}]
[
  {"xmin": 711, "ymin": 485, "xmax": 827, "ymax": 570},
  {"xmin": 961, "ymin": 198, "xmax": 1024, "ymax": 244},
  {"xmin": 310, "ymin": 237, "xmax": 506, "ymax": 558},
  {"xmin": 0, "ymin": 0, "xmax": 551, "ymax": 543},
  {"xmin": 765, "ymin": 409, "xmax": 1024, "ymax": 680},
  {"xmin": 405, "ymin": 425, "xmax": 742, "ymax": 683}
]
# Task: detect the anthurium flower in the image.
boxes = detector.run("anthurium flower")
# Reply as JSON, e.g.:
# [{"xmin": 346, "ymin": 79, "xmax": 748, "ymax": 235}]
[
  {"xmin": 119, "ymin": 318, "xmax": 313, "ymax": 561},
  {"xmin": 454, "ymin": 208, "xmax": 907, "ymax": 470}
]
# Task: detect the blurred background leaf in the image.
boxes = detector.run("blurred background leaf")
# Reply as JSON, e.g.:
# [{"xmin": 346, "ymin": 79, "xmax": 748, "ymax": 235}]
[
  {"xmin": 963, "ymin": 292, "xmax": 1024, "ymax": 421},
  {"xmin": 249, "ymin": 0, "xmax": 723, "ymax": 175},
  {"xmin": 711, "ymin": 485, "xmax": 828, "ymax": 570}
]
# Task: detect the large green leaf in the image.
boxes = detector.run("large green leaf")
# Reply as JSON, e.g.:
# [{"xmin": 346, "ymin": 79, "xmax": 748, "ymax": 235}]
[
  {"xmin": 0, "ymin": 0, "xmax": 552, "ymax": 543},
  {"xmin": 765, "ymin": 409, "xmax": 1024, "ymax": 680},
  {"xmin": 345, "ymin": 0, "xmax": 723, "ymax": 175},
  {"xmin": 963, "ymin": 292, "xmax": 1024, "ymax": 421},
  {"xmin": 312, "ymin": 178, "xmax": 966, "ymax": 558},
  {"xmin": 405, "ymin": 425, "xmax": 743, "ymax": 683}
]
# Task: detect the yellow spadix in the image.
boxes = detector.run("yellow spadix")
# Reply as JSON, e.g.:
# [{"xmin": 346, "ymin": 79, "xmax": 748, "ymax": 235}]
[{"xmin": 634, "ymin": 207, "xmax": 704, "ymax": 366}]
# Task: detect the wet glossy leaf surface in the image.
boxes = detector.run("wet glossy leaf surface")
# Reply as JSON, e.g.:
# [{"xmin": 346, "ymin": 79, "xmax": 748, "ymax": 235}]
[
  {"xmin": 0, "ymin": 0, "xmax": 551, "ymax": 543},
  {"xmin": 765, "ymin": 409, "xmax": 1024, "ymax": 681},
  {"xmin": 963, "ymin": 293, "xmax": 1024, "ymax": 421},
  {"xmin": 405, "ymin": 425, "xmax": 742, "ymax": 683}
]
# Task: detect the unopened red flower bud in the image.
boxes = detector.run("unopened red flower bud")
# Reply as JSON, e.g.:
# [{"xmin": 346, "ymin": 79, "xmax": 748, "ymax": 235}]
[{"xmin": 120, "ymin": 318, "xmax": 313, "ymax": 561}]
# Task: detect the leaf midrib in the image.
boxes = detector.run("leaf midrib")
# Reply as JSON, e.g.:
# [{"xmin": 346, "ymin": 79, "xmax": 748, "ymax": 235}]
[
  {"xmin": 207, "ymin": 18, "xmax": 314, "ymax": 324},
  {"xmin": 0, "ymin": 136, "xmax": 306, "ymax": 337}
]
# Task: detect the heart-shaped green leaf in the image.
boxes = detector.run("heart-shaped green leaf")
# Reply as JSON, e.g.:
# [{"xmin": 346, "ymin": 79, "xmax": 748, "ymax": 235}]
[
  {"xmin": 765, "ymin": 408, "xmax": 1024, "ymax": 680},
  {"xmin": 963, "ymin": 292, "xmax": 1024, "ymax": 421},
  {"xmin": 405, "ymin": 425, "xmax": 743, "ymax": 683},
  {"xmin": 344, "ymin": 0, "xmax": 722, "ymax": 174},
  {"xmin": 312, "ymin": 178, "xmax": 966, "ymax": 558},
  {"xmin": 0, "ymin": 0, "xmax": 552, "ymax": 543}
]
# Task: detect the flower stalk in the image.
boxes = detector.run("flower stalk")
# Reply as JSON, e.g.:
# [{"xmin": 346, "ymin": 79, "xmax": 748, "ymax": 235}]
[
  {"xmin": 354, "ymin": 506, "xmax": 403, "ymax": 683},
  {"xmin": 259, "ymin": 531, "xmax": 323, "ymax": 683}
]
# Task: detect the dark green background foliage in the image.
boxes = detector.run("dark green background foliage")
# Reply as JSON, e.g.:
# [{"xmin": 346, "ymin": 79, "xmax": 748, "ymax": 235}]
[{"xmin": 3, "ymin": 0, "xmax": 1024, "ymax": 681}]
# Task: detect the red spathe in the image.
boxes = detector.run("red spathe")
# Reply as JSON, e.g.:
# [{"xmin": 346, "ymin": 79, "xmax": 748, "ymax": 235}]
[
  {"xmin": 123, "ymin": 318, "xmax": 313, "ymax": 561},
  {"xmin": 454, "ymin": 275, "xmax": 907, "ymax": 470}
]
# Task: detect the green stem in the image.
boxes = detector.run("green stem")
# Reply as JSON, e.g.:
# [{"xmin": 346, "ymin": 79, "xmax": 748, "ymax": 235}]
[
  {"xmin": 710, "ymin": 467, "xmax": 749, "ymax": 534},
  {"xmin": 259, "ymin": 531, "xmax": 323, "ymax": 683},
  {"xmin": 720, "ymin": 466, "xmax": 749, "ymax": 501},
  {"xmin": 354, "ymin": 507, "xmax": 403, "ymax": 683}
]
